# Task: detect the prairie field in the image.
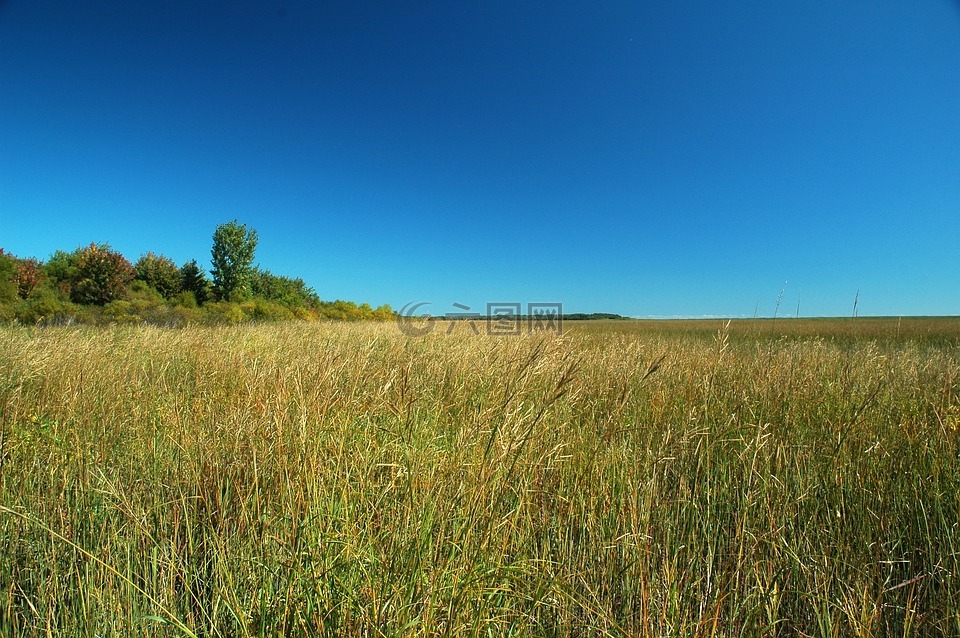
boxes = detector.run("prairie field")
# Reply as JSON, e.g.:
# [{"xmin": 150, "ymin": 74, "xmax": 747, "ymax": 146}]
[{"xmin": 0, "ymin": 318, "xmax": 959, "ymax": 636}]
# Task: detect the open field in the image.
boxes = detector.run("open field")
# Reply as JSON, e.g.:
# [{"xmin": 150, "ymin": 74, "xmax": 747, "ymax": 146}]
[{"xmin": 1, "ymin": 318, "xmax": 959, "ymax": 636}]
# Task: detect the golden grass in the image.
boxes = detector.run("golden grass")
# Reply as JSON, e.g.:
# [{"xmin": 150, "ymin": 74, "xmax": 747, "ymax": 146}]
[{"xmin": 0, "ymin": 319, "xmax": 958, "ymax": 636}]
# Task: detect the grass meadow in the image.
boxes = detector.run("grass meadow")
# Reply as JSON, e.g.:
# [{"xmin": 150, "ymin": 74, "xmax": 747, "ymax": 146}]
[{"xmin": 0, "ymin": 318, "xmax": 958, "ymax": 636}]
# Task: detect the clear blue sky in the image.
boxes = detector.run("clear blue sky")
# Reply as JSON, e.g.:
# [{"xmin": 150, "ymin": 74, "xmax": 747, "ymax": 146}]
[{"xmin": 2, "ymin": 1, "xmax": 959, "ymax": 317}]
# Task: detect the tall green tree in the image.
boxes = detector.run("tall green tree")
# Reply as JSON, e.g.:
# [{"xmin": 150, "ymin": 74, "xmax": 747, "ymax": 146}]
[{"xmin": 210, "ymin": 220, "xmax": 258, "ymax": 301}]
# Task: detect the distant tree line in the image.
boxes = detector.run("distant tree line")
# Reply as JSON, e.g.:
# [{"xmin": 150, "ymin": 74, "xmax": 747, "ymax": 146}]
[
  {"xmin": 560, "ymin": 313, "xmax": 627, "ymax": 321},
  {"xmin": 438, "ymin": 313, "xmax": 627, "ymax": 321},
  {"xmin": 0, "ymin": 220, "xmax": 394, "ymax": 325}
]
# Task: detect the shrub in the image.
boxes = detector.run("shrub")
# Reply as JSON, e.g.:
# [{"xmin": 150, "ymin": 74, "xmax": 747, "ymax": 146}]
[
  {"xmin": 203, "ymin": 301, "xmax": 246, "ymax": 324},
  {"xmin": 171, "ymin": 305, "xmax": 202, "ymax": 325},
  {"xmin": 319, "ymin": 299, "xmax": 366, "ymax": 321},
  {"xmin": 173, "ymin": 290, "xmax": 198, "ymax": 309},
  {"xmin": 126, "ymin": 279, "xmax": 160, "ymax": 298},
  {"xmin": 102, "ymin": 300, "xmax": 140, "ymax": 324},
  {"xmin": 0, "ymin": 280, "xmax": 16, "ymax": 305},
  {"xmin": 241, "ymin": 298, "xmax": 295, "ymax": 322},
  {"xmin": 16, "ymin": 289, "xmax": 79, "ymax": 325},
  {"xmin": 290, "ymin": 306, "xmax": 319, "ymax": 321}
]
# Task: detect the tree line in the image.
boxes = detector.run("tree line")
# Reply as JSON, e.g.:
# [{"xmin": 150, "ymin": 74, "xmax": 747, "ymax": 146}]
[{"xmin": 0, "ymin": 220, "xmax": 394, "ymax": 325}]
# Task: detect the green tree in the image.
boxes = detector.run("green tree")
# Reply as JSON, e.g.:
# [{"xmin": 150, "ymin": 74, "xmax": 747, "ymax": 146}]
[
  {"xmin": 250, "ymin": 268, "xmax": 320, "ymax": 309},
  {"xmin": 0, "ymin": 249, "xmax": 15, "ymax": 277},
  {"xmin": 0, "ymin": 249, "xmax": 18, "ymax": 303},
  {"xmin": 210, "ymin": 220, "xmax": 258, "ymax": 301},
  {"xmin": 180, "ymin": 259, "xmax": 212, "ymax": 305},
  {"xmin": 373, "ymin": 304, "xmax": 394, "ymax": 320},
  {"xmin": 133, "ymin": 253, "xmax": 182, "ymax": 299},
  {"xmin": 44, "ymin": 249, "xmax": 81, "ymax": 296}
]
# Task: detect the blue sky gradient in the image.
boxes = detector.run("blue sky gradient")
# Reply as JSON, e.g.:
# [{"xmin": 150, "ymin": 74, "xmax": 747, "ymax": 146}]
[{"xmin": 2, "ymin": 1, "xmax": 959, "ymax": 316}]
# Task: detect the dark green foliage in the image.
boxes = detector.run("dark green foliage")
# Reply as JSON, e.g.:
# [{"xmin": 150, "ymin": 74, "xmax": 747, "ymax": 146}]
[
  {"xmin": 250, "ymin": 269, "xmax": 320, "ymax": 309},
  {"xmin": 0, "ymin": 280, "xmax": 17, "ymax": 304},
  {"xmin": 563, "ymin": 312, "xmax": 627, "ymax": 320},
  {"xmin": 180, "ymin": 259, "xmax": 212, "ymax": 305},
  {"xmin": 43, "ymin": 249, "xmax": 81, "ymax": 296},
  {"xmin": 0, "ymin": 250, "xmax": 17, "ymax": 303},
  {"xmin": 0, "ymin": 249, "xmax": 16, "ymax": 278},
  {"xmin": 133, "ymin": 253, "xmax": 182, "ymax": 299},
  {"xmin": 173, "ymin": 290, "xmax": 199, "ymax": 309},
  {"xmin": 103, "ymin": 282, "xmax": 183, "ymax": 326},
  {"xmin": 14, "ymin": 287, "xmax": 78, "ymax": 324},
  {"xmin": 210, "ymin": 220, "xmax": 258, "ymax": 301}
]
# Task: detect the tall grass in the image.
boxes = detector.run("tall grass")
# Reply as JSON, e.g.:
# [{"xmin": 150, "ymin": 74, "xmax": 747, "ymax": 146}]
[{"xmin": 0, "ymin": 320, "xmax": 958, "ymax": 636}]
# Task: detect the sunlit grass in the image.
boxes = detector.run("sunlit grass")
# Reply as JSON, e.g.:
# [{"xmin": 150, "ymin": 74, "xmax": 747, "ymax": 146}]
[{"xmin": 1, "ymin": 319, "xmax": 958, "ymax": 636}]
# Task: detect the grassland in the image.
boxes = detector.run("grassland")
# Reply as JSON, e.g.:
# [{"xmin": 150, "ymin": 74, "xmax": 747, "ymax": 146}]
[{"xmin": 0, "ymin": 318, "xmax": 958, "ymax": 636}]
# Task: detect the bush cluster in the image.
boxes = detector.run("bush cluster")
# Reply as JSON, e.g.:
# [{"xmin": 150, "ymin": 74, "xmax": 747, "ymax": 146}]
[{"xmin": 0, "ymin": 225, "xmax": 393, "ymax": 325}]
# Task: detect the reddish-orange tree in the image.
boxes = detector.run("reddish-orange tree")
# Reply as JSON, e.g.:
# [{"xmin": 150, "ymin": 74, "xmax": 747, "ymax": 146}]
[
  {"xmin": 72, "ymin": 243, "xmax": 134, "ymax": 305},
  {"xmin": 15, "ymin": 258, "xmax": 43, "ymax": 299}
]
